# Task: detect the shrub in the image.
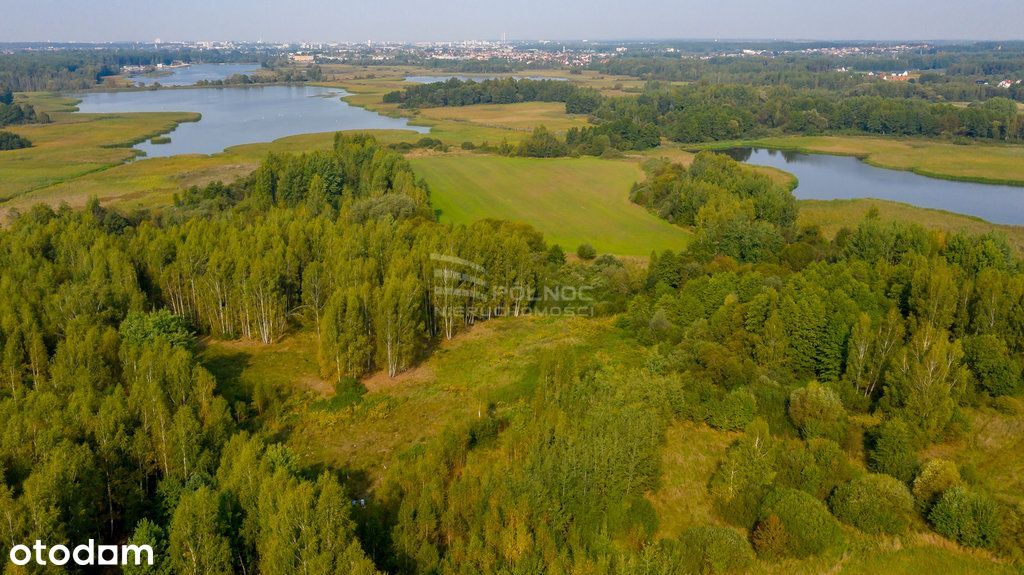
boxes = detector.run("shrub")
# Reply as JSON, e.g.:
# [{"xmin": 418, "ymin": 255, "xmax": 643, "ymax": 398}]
[
  {"xmin": 776, "ymin": 437, "xmax": 854, "ymax": 501},
  {"xmin": 755, "ymin": 488, "xmax": 843, "ymax": 558},
  {"xmin": 929, "ymin": 487, "xmax": 1001, "ymax": 549},
  {"xmin": 707, "ymin": 387, "xmax": 756, "ymax": 431},
  {"xmin": 788, "ymin": 381, "xmax": 847, "ymax": 442},
  {"xmin": 751, "ymin": 514, "xmax": 789, "ymax": 559},
  {"xmin": 547, "ymin": 244, "xmax": 566, "ymax": 265},
  {"xmin": 868, "ymin": 417, "xmax": 919, "ymax": 484},
  {"xmin": 830, "ymin": 473, "xmax": 915, "ymax": 535},
  {"xmin": 577, "ymin": 243, "xmax": 597, "ymax": 260},
  {"xmin": 0, "ymin": 130, "xmax": 31, "ymax": 150},
  {"xmin": 912, "ymin": 458, "xmax": 961, "ymax": 512},
  {"xmin": 963, "ymin": 334, "xmax": 1022, "ymax": 397},
  {"xmin": 677, "ymin": 525, "xmax": 754, "ymax": 574},
  {"xmin": 710, "ymin": 419, "xmax": 777, "ymax": 528}
]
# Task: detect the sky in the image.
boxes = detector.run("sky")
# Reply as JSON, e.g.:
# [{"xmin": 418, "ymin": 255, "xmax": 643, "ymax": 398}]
[{"xmin": 2, "ymin": 0, "xmax": 1022, "ymax": 43}]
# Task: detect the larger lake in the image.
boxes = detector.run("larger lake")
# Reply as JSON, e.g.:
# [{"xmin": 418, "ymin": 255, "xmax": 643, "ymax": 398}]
[
  {"xmin": 726, "ymin": 147, "xmax": 1024, "ymax": 226},
  {"xmin": 128, "ymin": 63, "xmax": 261, "ymax": 86},
  {"xmin": 76, "ymin": 85, "xmax": 428, "ymax": 157}
]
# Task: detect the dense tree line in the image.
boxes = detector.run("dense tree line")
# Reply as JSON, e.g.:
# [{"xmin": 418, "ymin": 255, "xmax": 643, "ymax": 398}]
[
  {"xmin": 382, "ymin": 77, "xmax": 602, "ymax": 114},
  {"xmin": 0, "ymin": 48, "xmax": 267, "ymax": 92},
  {"xmin": 594, "ymin": 47, "xmax": 1024, "ymax": 102},
  {"xmin": 593, "ymin": 84, "xmax": 1024, "ymax": 143}
]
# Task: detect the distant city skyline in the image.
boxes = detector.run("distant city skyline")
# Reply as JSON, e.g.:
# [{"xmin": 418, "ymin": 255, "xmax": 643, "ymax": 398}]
[{"xmin": 2, "ymin": 0, "xmax": 1022, "ymax": 43}]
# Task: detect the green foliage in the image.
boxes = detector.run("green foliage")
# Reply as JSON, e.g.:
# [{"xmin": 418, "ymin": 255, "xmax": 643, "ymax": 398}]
[
  {"xmin": 913, "ymin": 458, "xmax": 962, "ymax": 512},
  {"xmin": 707, "ymin": 387, "xmax": 756, "ymax": 431},
  {"xmin": 120, "ymin": 309, "xmax": 194, "ymax": 350},
  {"xmin": 830, "ymin": 473, "xmax": 916, "ymax": 535},
  {"xmin": 963, "ymin": 334, "xmax": 1022, "ymax": 397},
  {"xmin": 384, "ymin": 76, "xmax": 583, "ymax": 108},
  {"xmin": 676, "ymin": 525, "xmax": 755, "ymax": 574},
  {"xmin": 755, "ymin": 487, "xmax": 844, "ymax": 559},
  {"xmin": 775, "ymin": 438, "xmax": 855, "ymax": 501},
  {"xmin": 928, "ymin": 487, "xmax": 1001, "ymax": 549},
  {"xmin": 788, "ymin": 381, "xmax": 848, "ymax": 442},
  {"xmin": 710, "ymin": 418, "xmax": 777, "ymax": 527},
  {"xmin": 632, "ymin": 152, "xmax": 795, "ymax": 263},
  {"xmin": 0, "ymin": 130, "xmax": 31, "ymax": 150},
  {"xmin": 577, "ymin": 243, "xmax": 598, "ymax": 260},
  {"xmin": 868, "ymin": 417, "xmax": 920, "ymax": 484},
  {"xmin": 516, "ymin": 125, "xmax": 568, "ymax": 157}
]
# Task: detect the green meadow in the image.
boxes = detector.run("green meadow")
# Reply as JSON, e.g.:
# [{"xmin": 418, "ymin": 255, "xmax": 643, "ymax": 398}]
[{"xmin": 410, "ymin": 153, "xmax": 692, "ymax": 256}]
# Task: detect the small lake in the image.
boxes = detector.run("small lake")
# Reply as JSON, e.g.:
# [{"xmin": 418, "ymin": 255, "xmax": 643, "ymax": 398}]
[
  {"xmin": 76, "ymin": 85, "xmax": 428, "ymax": 157},
  {"xmin": 405, "ymin": 75, "xmax": 567, "ymax": 83},
  {"xmin": 128, "ymin": 63, "xmax": 261, "ymax": 86},
  {"xmin": 725, "ymin": 147, "xmax": 1024, "ymax": 226}
]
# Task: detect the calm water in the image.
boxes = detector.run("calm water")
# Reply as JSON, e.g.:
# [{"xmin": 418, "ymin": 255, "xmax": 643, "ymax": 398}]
[
  {"xmin": 725, "ymin": 147, "xmax": 1024, "ymax": 226},
  {"xmin": 128, "ymin": 63, "xmax": 260, "ymax": 86},
  {"xmin": 405, "ymin": 75, "xmax": 567, "ymax": 83},
  {"xmin": 76, "ymin": 85, "xmax": 428, "ymax": 157}
]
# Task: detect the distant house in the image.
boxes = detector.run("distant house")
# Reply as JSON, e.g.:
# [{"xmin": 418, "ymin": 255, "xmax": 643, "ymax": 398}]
[
  {"xmin": 998, "ymin": 79, "xmax": 1016, "ymax": 89},
  {"xmin": 289, "ymin": 53, "xmax": 315, "ymax": 63},
  {"xmin": 881, "ymin": 71, "xmax": 911, "ymax": 82}
]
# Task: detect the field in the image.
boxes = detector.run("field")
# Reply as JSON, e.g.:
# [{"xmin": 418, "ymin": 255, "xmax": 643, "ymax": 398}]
[
  {"xmin": 415, "ymin": 101, "xmax": 591, "ymax": 135},
  {"xmin": 200, "ymin": 316, "xmax": 642, "ymax": 488},
  {"xmin": 410, "ymin": 154, "xmax": 692, "ymax": 255},
  {"xmin": 704, "ymin": 135, "xmax": 1024, "ymax": 186}
]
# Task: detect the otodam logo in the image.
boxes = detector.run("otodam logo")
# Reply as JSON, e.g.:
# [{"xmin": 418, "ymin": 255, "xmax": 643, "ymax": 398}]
[{"xmin": 8, "ymin": 540, "xmax": 154, "ymax": 568}]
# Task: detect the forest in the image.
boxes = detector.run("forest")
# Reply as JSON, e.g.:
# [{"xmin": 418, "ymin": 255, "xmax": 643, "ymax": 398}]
[
  {"xmin": 384, "ymin": 77, "xmax": 1024, "ymax": 147},
  {"xmin": 1, "ymin": 130, "xmax": 1023, "ymax": 573}
]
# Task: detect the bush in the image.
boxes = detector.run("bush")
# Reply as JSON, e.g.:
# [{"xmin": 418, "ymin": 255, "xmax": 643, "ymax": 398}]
[
  {"xmin": 912, "ymin": 458, "xmax": 962, "ymax": 512},
  {"xmin": 707, "ymin": 387, "xmax": 756, "ymax": 431},
  {"xmin": 710, "ymin": 419, "xmax": 777, "ymax": 528},
  {"xmin": 577, "ymin": 243, "xmax": 597, "ymax": 260},
  {"xmin": 0, "ymin": 130, "xmax": 31, "ymax": 150},
  {"xmin": 929, "ymin": 487, "xmax": 1001, "ymax": 549},
  {"xmin": 776, "ymin": 438, "xmax": 854, "ymax": 501},
  {"xmin": 788, "ymin": 381, "xmax": 847, "ymax": 442},
  {"xmin": 754, "ymin": 488, "xmax": 843, "ymax": 558},
  {"xmin": 677, "ymin": 525, "xmax": 754, "ymax": 574},
  {"xmin": 516, "ymin": 125, "xmax": 567, "ymax": 157},
  {"xmin": 830, "ymin": 473, "xmax": 915, "ymax": 534},
  {"xmin": 868, "ymin": 417, "xmax": 919, "ymax": 484},
  {"xmin": 460, "ymin": 141, "xmax": 476, "ymax": 150},
  {"xmin": 963, "ymin": 334, "xmax": 1022, "ymax": 397}
]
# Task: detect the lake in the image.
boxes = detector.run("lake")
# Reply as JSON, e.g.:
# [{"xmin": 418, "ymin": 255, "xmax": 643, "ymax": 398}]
[
  {"xmin": 128, "ymin": 63, "xmax": 261, "ymax": 86},
  {"xmin": 76, "ymin": 85, "xmax": 428, "ymax": 157},
  {"xmin": 405, "ymin": 75, "xmax": 567, "ymax": 83},
  {"xmin": 725, "ymin": 147, "xmax": 1024, "ymax": 226}
]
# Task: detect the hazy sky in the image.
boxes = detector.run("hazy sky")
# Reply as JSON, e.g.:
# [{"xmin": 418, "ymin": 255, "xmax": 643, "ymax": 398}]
[{"xmin": 3, "ymin": 0, "xmax": 1022, "ymax": 43}]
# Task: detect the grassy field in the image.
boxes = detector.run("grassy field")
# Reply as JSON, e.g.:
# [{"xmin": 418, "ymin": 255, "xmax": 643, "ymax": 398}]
[
  {"xmin": 416, "ymin": 101, "xmax": 591, "ymax": 135},
  {"xmin": 410, "ymin": 153, "xmax": 691, "ymax": 256},
  {"xmin": 703, "ymin": 135, "xmax": 1024, "ymax": 186},
  {"xmin": 0, "ymin": 93, "xmax": 200, "ymax": 202},
  {"xmin": 200, "ymin": 316, "xmax": 642, "ymax": 489},
  {"xmin": 647, "ymin": 422, "xmax": 739, "ymax": 538}
]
